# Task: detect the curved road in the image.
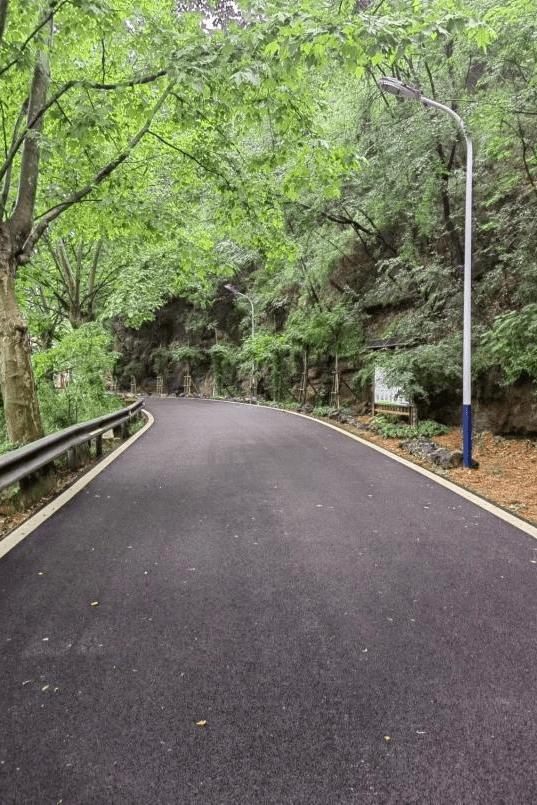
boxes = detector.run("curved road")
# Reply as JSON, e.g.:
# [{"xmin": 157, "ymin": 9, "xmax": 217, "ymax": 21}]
[{"xmin": 2, "ymin": 399, "xmax": 537, "ymax": 804}]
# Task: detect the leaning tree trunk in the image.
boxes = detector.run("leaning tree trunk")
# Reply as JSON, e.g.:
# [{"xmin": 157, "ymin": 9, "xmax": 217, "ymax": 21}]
[{"xmin": 0, "ymin": 228, "xmax": 43, "ymax": 443}]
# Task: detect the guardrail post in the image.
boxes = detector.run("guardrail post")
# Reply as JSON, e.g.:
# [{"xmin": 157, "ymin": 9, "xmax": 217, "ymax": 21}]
[
  {"xmin": 68, "ymin": 446, "xmax": 78, "ymax": 470},
  {"xmin": 19, "ymin": 465, "xmax": 56, "ymax": 506},
  {"xmin": 95, "ymin": 433, "xmax": 103, "ymax": 457}
]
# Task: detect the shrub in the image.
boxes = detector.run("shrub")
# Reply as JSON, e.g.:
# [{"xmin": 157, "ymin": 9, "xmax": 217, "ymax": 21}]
[
  {"xmin": 32, "ymin": 322, "xmax": 121, "ymax": 432},
  {"xmin": 311, "ymin": 405, "xmax": 334, "ymax": 417},
  {"xmin": 209, "ymin": 343, "xmax": 239, "ymax": 396},
  {"xmin": 370, "ymin": 415, "xmax": 449, "ymax": 439},
  {"xmin": 481, "ymin": 305, "xmax": 537, "ymax": 384}
]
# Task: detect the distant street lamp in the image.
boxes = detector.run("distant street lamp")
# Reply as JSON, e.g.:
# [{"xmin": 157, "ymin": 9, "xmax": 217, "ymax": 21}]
[
  {"xmin": 224, "ymin": 284, "xmax": 256, "ymax": 402},
  {"xmin": 378, "ymin": 77, "xmax": 474, "ymax": 469}
]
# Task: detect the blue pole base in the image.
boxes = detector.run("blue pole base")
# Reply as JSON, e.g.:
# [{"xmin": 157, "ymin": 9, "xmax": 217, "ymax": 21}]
[{"xmin": 462, "ymin": 404, "xmax": 473, "ymax": 468}]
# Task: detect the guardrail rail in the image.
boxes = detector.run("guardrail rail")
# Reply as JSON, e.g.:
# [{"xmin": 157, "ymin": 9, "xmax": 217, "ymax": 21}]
[{"xmin": 0, "ymin": 399, "xmax": 144, "ymax": 497}]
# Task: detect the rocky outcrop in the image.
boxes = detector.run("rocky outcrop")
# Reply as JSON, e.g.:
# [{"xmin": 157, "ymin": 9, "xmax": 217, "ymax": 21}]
[
  {"xmin": 473, "ymin": 373, "xmax": 537, "ymax": 434},
  {"xmin": 423, "ymin": 372, "xmax": 537, "ymax": 436}
]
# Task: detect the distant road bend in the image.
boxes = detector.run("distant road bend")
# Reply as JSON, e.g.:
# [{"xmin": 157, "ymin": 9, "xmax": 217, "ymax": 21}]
[{"xmin": 2, "ymin": 398, "xmax": 537, "ymax": 804}]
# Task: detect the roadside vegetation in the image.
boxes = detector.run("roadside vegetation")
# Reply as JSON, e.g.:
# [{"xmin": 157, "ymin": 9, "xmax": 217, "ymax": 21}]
[{"xmin": 1, "ymin": 0, "xmax": 536, "ymax": 447}]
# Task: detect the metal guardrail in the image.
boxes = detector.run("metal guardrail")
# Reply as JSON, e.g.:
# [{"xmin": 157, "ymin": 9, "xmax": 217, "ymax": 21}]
[{"xmin": 0, "ymin": 399, "xmax": 144, "ymax": 493}]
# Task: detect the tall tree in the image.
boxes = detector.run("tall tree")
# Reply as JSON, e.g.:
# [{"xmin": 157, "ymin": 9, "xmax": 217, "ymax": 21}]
[
  {"xmin": 0, "ymin": 0, "xmax": 175, "ymax": 442},
  {"xmin": 17, "ymin": 234, "xmax": 115, "ymax": 344}
]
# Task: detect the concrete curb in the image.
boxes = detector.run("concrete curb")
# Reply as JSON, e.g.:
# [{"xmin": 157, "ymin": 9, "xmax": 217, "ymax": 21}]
[{"xmin": 0, "ymin": 410, "xmax": 154, "ymax": 560}]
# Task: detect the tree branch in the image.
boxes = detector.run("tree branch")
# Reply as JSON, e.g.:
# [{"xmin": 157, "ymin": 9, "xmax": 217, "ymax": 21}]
[
  {"xmin": 0, "ymin": 71, "xmax": 168, "ymax": 185},
  {"xmin": 0, "ymin": 100, "xmax": 27, "ymax": 220},
  {"xmin": 18, "ymin": 80, "xmax": 175, "ymax": 260},
  {"xmin": 0, "ymin": 81, "xmax": 75, "ymax": 186},
  {"xmin": 44, "ymin": 235, "xmax": 69, "ymax": 285},
  {"xmin": 11, "ymin": 44, "xmax": 51, "ymax": 239},
  {"xmin": 518, "ymin": 119, "xmax": 537, "ymax": 202},
  {"xmin": 88, "ymin": 239, "xmax": 103, "ymax": 305},
  {"xmin": 0, "ymin": 0, "xmax": 69, "ymax": 79},
  {"xmin": 0, "ymin": 0, "xmax": 8, "ymax": 52},
  {"xmin": 436, "ymin": 141, "xmax": 464, "ymax": 267},
  {"xmin": 57, "ymin": 238, "xmax": 76, "ymax": 301},
  {"xmin": 146, "ymin": 129, "xmax": 235, "ymax": 189},
  {"xmin": 291, "ymin": 200, "xmax": 396, "ymax": 254},
  {"xmin": 88, "ymin": 70, "xmax": 168, "ymax": 91}
]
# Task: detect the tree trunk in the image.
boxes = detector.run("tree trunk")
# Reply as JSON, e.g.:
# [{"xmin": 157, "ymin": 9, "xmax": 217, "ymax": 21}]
[{"xmin": 0, "ymin": 225, "xmax": 43, "ymax": 443}]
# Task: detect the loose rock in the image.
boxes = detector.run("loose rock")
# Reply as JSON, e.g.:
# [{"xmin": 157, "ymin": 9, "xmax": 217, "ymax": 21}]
[{"xmin": 400, "ymin": 438, "xmax": 463, "ymax": 469}]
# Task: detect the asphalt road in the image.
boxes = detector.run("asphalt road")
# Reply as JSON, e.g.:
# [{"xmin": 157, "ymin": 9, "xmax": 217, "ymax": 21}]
[{"xmin": 2, "ymin": 399, "xmax": 537, "ymax": 804}]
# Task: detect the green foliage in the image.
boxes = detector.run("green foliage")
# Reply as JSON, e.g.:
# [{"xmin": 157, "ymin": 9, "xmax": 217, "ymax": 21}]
[
  {"xmin": 311, "ymin": 405, "xmax": 333, "ymax": 417},
  {"xmin": 150, "ymin": 347, "xmax": 173, "ymax": 376},
  {"xmin": 372, "ymin": 335, "xmax": 465, "ymax": 401},
  {"xmin": 350, "ymin": 366, "xmax": 373, "ymax": 395},
  {"xmin": 281, "ymin": 401, "xmax": 302, "ymax": 410},
  {"xmin": 16, "ymin": 235, "xmax": 114, "ymax": 342},
  {"xmin": 370, "ymin": 416, "xmax": 449, "ymax": 440},
  {"xmin": 32, "ymin": 323, "xmax": 120, "ymax": 432},
  {"xmin": 3, "ymin": 0, "xmax": 537, "ymax": 430},
  {"xmin": 209, "ymin": 342, "xmax": 238, "ymax": 394},
  {"xmin": 0, "ymin": 439, "xmax": 24, "ymax": 456},
  {"xmin": 170, "ymin": 344, "xmax": 204, "ymax": 368},
  {"xmin": 120, "ymin": 360, "xmax": 145, "ymax": 384},
  {"xmin": 482, "ymin": 305, "xmax": 537, "ymax": 384},
  {"xmin": 240, "ymin": 331, "xmax": 290, "ymax": 400},
  {"xmin": 286, "ymin": 304, "xmax": 364, "ymax": 361}
]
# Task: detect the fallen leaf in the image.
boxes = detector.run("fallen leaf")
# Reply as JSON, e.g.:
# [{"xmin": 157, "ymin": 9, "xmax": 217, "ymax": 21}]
[
  {"xmin": 90, "ymin": 601, "xmax": 99, "ymax": 607},
  {"xmin": 383, "ymin": 735, "xmax": 391, "ymax": 743},
  {"xmin": 195, "ymin": 720, "xmax": 207, "ymax": 727}
]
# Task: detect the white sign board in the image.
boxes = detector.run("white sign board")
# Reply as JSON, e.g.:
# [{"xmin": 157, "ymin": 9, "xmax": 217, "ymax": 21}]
[{"xmin": 374, "ymin": 368, "xmax": 410, "ymax": 406}]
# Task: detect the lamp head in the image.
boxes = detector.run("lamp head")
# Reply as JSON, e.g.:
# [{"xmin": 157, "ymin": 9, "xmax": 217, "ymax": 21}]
[{"xmin": 378, "ymin": 77, "xmax": 423, "ymax": 102}]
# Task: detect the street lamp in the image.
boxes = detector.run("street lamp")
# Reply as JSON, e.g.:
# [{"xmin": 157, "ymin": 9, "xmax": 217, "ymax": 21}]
[
  {"xmin": 224, "ymin": 284, "xmax": 256, "ymax": 402},
  {"xmin": 378, "ymin": 77, "xmax": 474, "ymax": 469}
]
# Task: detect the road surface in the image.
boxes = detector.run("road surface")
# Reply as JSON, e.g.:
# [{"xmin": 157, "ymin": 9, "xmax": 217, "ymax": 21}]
[{"xmin": 1, "ymin": 398, "xmax": 537, "ymax": 804}]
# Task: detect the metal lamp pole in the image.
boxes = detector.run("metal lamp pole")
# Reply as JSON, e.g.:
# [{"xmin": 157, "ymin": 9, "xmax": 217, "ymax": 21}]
[
  {"xmin": 224, "ymin": 284, "xmax": 256, "ymax": 402},
  {"xmin": 378, "ymin": 77, "xmax": 474, "ymax": 468}
]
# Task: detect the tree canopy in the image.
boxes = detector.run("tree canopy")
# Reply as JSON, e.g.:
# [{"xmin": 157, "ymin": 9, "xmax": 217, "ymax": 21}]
[{"xmin": 1, "ymin": 0, "xmax": 536, "ymax": 442}]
